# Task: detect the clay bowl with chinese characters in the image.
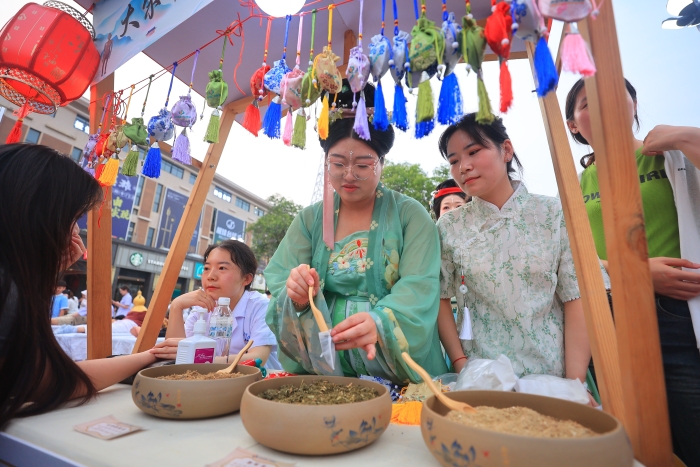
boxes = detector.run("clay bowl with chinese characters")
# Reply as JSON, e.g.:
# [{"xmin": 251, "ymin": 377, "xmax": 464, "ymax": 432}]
[
  {"xmin": 240, "ymin": 375, "xmax": 392, "ymax": 455},
  {"xmin": 132, "ymin": 363, "xmax": 261, "ymax": 419},
  {"xmin": 421, "ymin": 390, "xmax": 633, "ymax": 467}
]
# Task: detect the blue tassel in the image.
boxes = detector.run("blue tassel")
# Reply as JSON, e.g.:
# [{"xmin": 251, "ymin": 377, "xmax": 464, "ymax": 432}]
[
  {"xmin": 415, "ymin": 119, "xmax": 435, "ymax": 139},
  {"xmin": 392, "ymin": 82, "xmax": 408, "ymax": 132},
  {"xmin": 142, "ymin": 142, "xmax": 161, "ymax": 179},
  {"xmin": 262, "ymin": 99, "xmax": 282, "ymax": 139},
  {"xmin": 437, "ymin": 72, "xmax": 463, "ymax": 126},
  {"xmin": 534, "ymin": 36, "xmax": 559, "ymax": 97},
  {"xmin": 373, "ymin": 81, "xmax": 389, "ymax": 131}
]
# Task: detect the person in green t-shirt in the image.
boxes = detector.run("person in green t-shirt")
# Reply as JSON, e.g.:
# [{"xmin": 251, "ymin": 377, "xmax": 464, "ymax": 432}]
[{"xmin": 565, "ymin": 78, "xmax": 700, "ymax": 466}]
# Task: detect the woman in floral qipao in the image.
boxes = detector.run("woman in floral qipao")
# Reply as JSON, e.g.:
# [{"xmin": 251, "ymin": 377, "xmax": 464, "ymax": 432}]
[
  {"xmin": 264, "ymin": 83, "xmax": 447, "ymax": 384},
  {"xmin": 436, "ymin": 114, "xmax": 595, "ymax": 399}
]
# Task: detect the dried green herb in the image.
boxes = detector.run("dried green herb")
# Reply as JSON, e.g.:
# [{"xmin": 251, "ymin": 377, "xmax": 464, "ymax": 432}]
[
  {"xmin": 258, "ymin": 380, "xmax": 379, "ymax": 405},
  {"xmin": 155, "ymin": 370, "xmax": 243, "ymax": 381}
]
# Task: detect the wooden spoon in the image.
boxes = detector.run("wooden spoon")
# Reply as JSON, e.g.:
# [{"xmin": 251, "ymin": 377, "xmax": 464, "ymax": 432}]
[
  {"xmin": 308, "ymin": 285, "xmax": 329, "ymax": 333},
  {"xmin": 401, "ymin": 352, "xmax": 477, "ymax": 414},
  {"xmin": 216, "ymin": 340, "xmax": 254, "ymax": 374}
]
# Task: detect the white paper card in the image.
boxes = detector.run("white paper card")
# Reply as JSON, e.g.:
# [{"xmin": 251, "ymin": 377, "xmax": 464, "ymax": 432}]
[
  {"xmin": 459, "ymin": 306, "xmax": 473, "ymax": 340},
  {"xmin": 206, "ymin": 448, "xmax": 295, "ymax": 467},
  {"xmin": 74, "ymin": 415, "xmax": 142, "ymax": 440}
]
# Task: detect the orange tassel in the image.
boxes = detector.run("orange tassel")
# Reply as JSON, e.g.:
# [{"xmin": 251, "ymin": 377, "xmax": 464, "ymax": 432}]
[
  {"xmin": 242, "ymin": 100, "xmax": 261, "ymax": 137},
  {"xmin": 5, "ymin": 101, "xmax": 31, "ymax": 144},
  {"xmin": 391, "ymin": 401, "xmax": 423, "ymax": 425},
  {"xmin": 499, "ymin": 60, "xmax": 513, "ymax": 113}
]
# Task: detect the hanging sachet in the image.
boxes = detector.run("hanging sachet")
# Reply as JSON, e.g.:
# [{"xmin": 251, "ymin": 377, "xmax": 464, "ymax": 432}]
[
  {"xmin": 301, "ymin": 10, "xmax": 322, "ymax": 109},
  {"xmin": 144, "ymin": 63, "xmax": 178, "ymax": 179},
  {"xmin": 485, "ymin": 0, "xmax": 514, "ymax": 113},
  {"xmin": 512, "ymin": 0, "xmax": 542, "ymax": 42},
  {"xmin": 438, "ymin": 4, "xmax": 463, "ymax": 126},
  {"xmin": 459, "ymin": 0, "xmax": 494, "ymax": 124},
  {"xmin": 314, "ymin": 5, "xmax": 342, "ymax": 140},
  {"xmin": 262, "ymin": 15, "xmax": 293, "ymax": 140},
  {"xmin": 539, "ymin": 0, "xmax": 595, "ymax": 22},
  {"xmin": 410, "ymin": 0, "xmax": 442, "ymax": 139},
  {"xmin": 346, "ymin": 0, "xmax": 371, "ymax": 140},
  {"xmin": 82, "ymin": 93, "xmax": 111, "ymax": 173},
  {"xmin": 280, "ymin": 14, "xmax": 307, "ymax": 146},
  {"xmin": 242, "ymin": 18, "xmax": 272, "ymax": 137},
  {"xmin": 513, "ymin": 1, "xmax": 559, "ymax": 96},
  {"xmin": 98, "ymin": 92, "xmax": 128, "ymax": 187},
  {"xmin": 388, "ymin": 0, "xmax": 410, "ymax": 131},
  {"xmin": 203, "ymin": 36, "xmax": 230, "ymax": 144},
  {"xmin": 170, "ymin": 50, "xmax": 200, "ymax": 165},
  {"xmin": 369, "ymin": 0, "xmax": 392, "ymax": 131},
  {"xmin": 122, "ymin": 78, "xmax": 153, "ymax": 176}
]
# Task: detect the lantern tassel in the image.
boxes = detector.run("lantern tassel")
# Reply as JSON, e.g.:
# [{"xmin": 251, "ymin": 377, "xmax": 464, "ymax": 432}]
[
  {"xmin": 5, "ymin": 101, "xmax": 31, "ymax": 144},
  {"xmin": 291, "ymin": 110, "xmax": 307, "ymax": 149},
  {"xmin": 415, "ymin": 119, "xmax": 435, "ymax": 139},
  {"xmin": 204, "ymin": 108, "xmax": 221, "ymax": 144},
  {"xmin": 353, "ymin": 94, "xmax": 370, "ymax": 140},
  {"xmin": 94, "ymin": 160, "xmax": 106, "ymax": 180},
  {"xmin": 122, "ymin": 144, "xmax": 140, "ymax": 177},
  {"xmin": 242, "ymin": 100, "xmax": 261, "ymax": 136},
  {"xmin": 392, "ymin": 83, "xmax": 408, "ymax": 132},
  {"xmin": 437, "ymin": 72, "xmax": 463, "ymax": 126},
  {"xmin": 282, "ymin": 108, "xmax": 294, "ymax": 146},
  {"xmin": 98, "ymin": 156, "xmax": 119, "ymax": 187},
  {"xmin": 534, "ymin": 36, "xmax": 559, "ymax": 97},
  {"xmin": 499, "ymin": 60, "xmax": 513, "ymax": 113},
  {"xmin": 172, "ymin": 128, "xmax": 191, "ymax": 165},
  {"xmin": 142, "ymin": 142, "xmax": 162, "ymax": 179},
  {"xmin": 476, "ymin": 77, "xmax": 495, "ymax": 124},
  {"xmin": 373, "ymin": 81, "xmax": 389, "ymax": 131},
  {"xmin": 561, "ymin": 31, "xmax": 596, "ymax": 77},
  {"xmin": 318, "ymin": 95, "xmax": 330, "ymax": 140},
  {"xmin": 262, "ymin": 98, "xmax": 282, "ymax": 139}
]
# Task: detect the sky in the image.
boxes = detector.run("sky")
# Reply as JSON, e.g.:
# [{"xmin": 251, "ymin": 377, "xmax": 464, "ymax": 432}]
[{"xmin": 3, "ymin": 0, "xmax": 698, "ymax": 207}]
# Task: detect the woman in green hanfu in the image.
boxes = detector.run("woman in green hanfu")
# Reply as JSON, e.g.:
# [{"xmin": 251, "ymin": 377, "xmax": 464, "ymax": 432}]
[{"xmin": 264, "ymin": 82, "xmax": 447, "ymax": 384}]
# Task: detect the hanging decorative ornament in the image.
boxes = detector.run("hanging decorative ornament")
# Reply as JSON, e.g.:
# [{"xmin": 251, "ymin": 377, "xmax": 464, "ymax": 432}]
[
  {"xmin": 368, "ymin": 0, "xmax": 392, "ymax": 131},
  {"xmin": 294, "ymin": 10, "xmax": 321, "ymax": 149},
  {"xmin": 242, "ymin": 18, "xmax": 272, "ymax": 137},
  {"xmin": 389, "ymin": 0, "xmax": 410, "ymax": 131},
  {"xmin": 437, "ymin": 2, "xmax": 463, "ymax": 126},
  {"xmin": 204, "ymin": 37, "xmax": 230, "ymax": 144},
  {"xmin": 313, "ymin": 4, "xmax": 342, "ymax": 140},
  {"xmin": 94, "ymin": 95, "xmax": 116, "ymax": 181},
  {"xmin": 98, "ymin": 93, "xmax": 126, "ymax": 188},
  {"xmin": 459, "ymin": 0, "xmax": 494, "ymax": 124},
  {"xmin": 280, "ymin": 14, "xmax": 307, "ymax": 146},
  {"xmin": 346, "ymin": 0, "xmax": 371, "ymax": 140},
  {"xmin": 82, "ymin": 93, "xmax": 112, "ymax": 176},
  {"xmin": 170, "ymin": 51, "xmax": 200, "ymax": 165},
  {"xmin": 262, "ymin": 15, "xmax": 293, "ymax": 139},
  {"xmin": 143, "ymin": 63, "xmax": 178, "ymax": 179},
  {"xmin": 511, "ymin": 0, "xmax": 542, "ymax": 42},
  {"xmin": 485, "ymin": 0, "xmax": 514, "ymax": 113},
  {"xmin": 122, "ymin": 77, "xmax": 153, "ymax": 176},
  {"xmin": 0, "ymin": 1, "xmax": 100, "ymax": 143}
]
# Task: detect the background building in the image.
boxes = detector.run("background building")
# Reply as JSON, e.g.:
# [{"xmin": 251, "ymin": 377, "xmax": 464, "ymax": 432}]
[{"xmin": 0, "ymin": 96, "xmax": 270, "ymax": 304}]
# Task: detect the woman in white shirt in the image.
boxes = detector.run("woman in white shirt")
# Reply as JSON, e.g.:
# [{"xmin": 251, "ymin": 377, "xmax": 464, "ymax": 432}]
[{"xmin": 435, "ymin": 114, "xmax": 593, "ymax": 397}]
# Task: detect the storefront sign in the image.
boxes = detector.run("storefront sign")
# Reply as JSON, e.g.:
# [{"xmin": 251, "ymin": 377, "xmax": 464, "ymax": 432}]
[
  {"xmin": 156, "ymin": 189, "xmax": 200, "ymax": 250},
  {"xmin": 92, "ymin": 0, "xmax": 215, "ymax": 83},
  {"xmin": 129, "ymin": 252, "xmax": 144, "ymax": 266},
  {"xmin": 213, "ymin": 211, "xmax": 246, "ymax": 244},
  {"xmin": 194, "ymin": 262, "xmax": 204, "ymax": 280},
  {"xmin": 77, "ymin": 174, "xmax": 135, "ymax": 239}
]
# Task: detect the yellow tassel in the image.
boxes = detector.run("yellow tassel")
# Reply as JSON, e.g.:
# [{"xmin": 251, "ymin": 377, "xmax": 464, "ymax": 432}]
[
  {"xmin": 98, "ymin": 156, "xmax": 119, "ymax": 187},
  {"xmin": 318, "ymin": 95, "xmax": 329, "ymax": 140},
  {"xmin": 391, "ymin": 401, "xmax": 423, "ymax": 425}
]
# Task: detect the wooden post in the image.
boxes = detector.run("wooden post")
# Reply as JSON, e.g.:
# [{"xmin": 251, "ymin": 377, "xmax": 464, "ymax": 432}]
[
  {"xmin": 87, "ymin": 74, "xmax": 114, "ymax": 360},
  {"xmin": 580, "ymin": 3, "xmax": 673, "ymax": 465},
  {"xmin": 525, "ymin": 43, "xmax": 626, "ymax": 424},
  {"xmin": 133, "ymin": 103, "xmax": 238, "ymax": 353}
]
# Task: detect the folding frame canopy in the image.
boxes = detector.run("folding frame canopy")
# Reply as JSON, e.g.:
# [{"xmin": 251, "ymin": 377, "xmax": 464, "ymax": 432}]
[{"xmin": 73, "ymin": 1, "xmax": 674, "ymax": 465}]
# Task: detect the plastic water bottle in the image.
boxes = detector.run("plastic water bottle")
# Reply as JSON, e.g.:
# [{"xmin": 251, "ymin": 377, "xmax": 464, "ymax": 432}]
[{"xmin": 209, "ymin": 297, "xmax": 233, "ymax": 359}]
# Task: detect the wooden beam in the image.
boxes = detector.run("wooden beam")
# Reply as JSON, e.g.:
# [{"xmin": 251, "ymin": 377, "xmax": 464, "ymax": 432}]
[
  {"xmin": 133, "ymin": 102, "xmax": 238, "ymax": 353},
  {"xmin": 87, "ymin": 74, "xmax": 114, "ymax": 360},
  {"xmin": 525, "ymin": 43, "xmax": 626, "ymax": 423},
  {"xmin": 580, "ymin": 4, "xmax": 673, "ymax": 465}
]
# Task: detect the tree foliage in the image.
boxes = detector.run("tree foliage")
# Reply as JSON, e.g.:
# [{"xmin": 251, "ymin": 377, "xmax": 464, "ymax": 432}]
[
  {"xmin": 247, "ymin": 195, "xmax": 302, "ymax": 263},
  {"xmin": 381, "ymin": 162, "xmax": 452, "ymax": 210}
]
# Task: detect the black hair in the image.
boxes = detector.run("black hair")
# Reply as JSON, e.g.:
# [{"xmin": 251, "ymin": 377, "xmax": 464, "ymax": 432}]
[
  {"xmin": 0, "ymin": 143, "xmax": 102, "ymax": 426},
  {"xmin": 565, "ymin": 78, "xmax": 639, "ymax": 168},
  {"xmin": 204, "ymin": 240, "xmax": 258, "ymax": 290},
  {"xmin": 432, "ymin": 179, "xmax": 468, "ymax": 220},
  {"xmin": 318, "ymin": 79, "xmax": 395, "ymax": 160},
  {"xmin": 56, "ymin": 280, "xmax": 66, "ymax": 288},
  {"xmin": 438, "ymin": 113, "xmax": 523, "ymax": 179},
  {"xmin": 119, "ymin": 285, "xmax": 129, "ymax": 292}
]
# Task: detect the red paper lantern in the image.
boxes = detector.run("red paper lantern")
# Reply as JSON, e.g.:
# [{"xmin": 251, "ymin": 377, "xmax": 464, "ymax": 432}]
[{"xmin": 0, "ymin": 1, "xmax": 99, "ymax": 118}]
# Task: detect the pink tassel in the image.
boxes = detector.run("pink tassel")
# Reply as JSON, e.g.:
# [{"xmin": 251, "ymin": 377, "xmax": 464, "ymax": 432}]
[
  {"xmin": 323, "ymin": 167, "xmax": 335, "ymax": 249},
  {"xmin": 282, "ymin": 108, "xmax": 293, "ymax": 146},
  {"xmin": 561, "ymin": 27, "xmax": 596, "ymax": 77},
  {"xmin": 353, "ymin": 95, "xmax": 370, "ymax": 140}
]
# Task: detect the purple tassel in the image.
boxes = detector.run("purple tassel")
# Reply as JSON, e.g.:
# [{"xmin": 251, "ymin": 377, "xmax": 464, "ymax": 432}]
[
  {"xmin": 353, "ymin": 94, "xmax": 371, "ymax": 140},
  {"xmin": 172, "ymin": 128, "xmax": 191, "ymax": 165}
]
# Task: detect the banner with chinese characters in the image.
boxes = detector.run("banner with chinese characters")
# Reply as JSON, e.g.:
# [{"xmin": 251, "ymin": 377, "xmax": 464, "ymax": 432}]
[
  {"xmin": 77, "ymin": 173, "xmax": 135, "ymax": 240},
  {"xmin": 92, "ymin": 0, "xmax": 215, "ymax": 83},
  {"xmin": 156, "ymin": 188, "xmax": 201, "ymax": 250},
  {"xmin": 213, "ymin": 211, "xmax": 246, "ymax": 244}
]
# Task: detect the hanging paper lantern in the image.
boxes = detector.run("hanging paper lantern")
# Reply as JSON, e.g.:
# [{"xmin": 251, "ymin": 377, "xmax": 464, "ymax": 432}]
[{"xmin": 0, "ymin": 1, "xmax": 99, "ymax": 141}]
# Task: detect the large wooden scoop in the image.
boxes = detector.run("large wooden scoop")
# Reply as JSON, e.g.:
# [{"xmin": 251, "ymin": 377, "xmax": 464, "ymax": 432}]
[
  {"xmin": 216, "ymin": 340, "xmax": 254, "ymax": 374},
  {"xmin": 401, "ymin": 352, "xmax": 477, "ymax": 414}
]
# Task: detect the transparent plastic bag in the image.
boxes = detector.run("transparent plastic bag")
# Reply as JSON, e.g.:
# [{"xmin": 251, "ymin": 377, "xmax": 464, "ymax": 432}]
[
  {"xmin": 514, "ymin": 374, "xmax": 589, "ymax": 404},
  {"xmin": 454, "ymin": 354, "xmax": 517, "ymax": 391}
]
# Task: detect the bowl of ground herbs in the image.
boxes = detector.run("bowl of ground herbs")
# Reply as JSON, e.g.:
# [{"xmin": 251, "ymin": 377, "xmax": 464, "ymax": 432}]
[
  {"xmin": 240, "ymin": 375, "xmax": 392, "ymax": 455},
  {"xmin": 421, "ymin": 390, "xmax": 633, "ymax": 467},
  {"xmin": 132, "ymin": 363, "xmax": 261, "ymax": 420}
]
